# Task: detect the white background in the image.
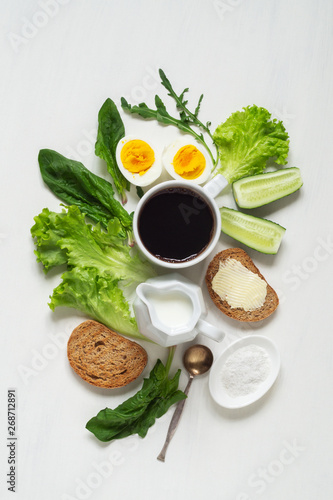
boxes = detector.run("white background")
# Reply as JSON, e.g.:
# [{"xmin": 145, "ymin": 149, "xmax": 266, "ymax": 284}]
[{"xmin": 1, "ymin": 1, "xmax": 333, "ymax": 499}]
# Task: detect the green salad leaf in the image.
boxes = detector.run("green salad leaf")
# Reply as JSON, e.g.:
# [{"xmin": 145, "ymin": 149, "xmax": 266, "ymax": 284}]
[
  {"xmin": 121, "ymin": 69, "xmax": 218, "ymax": 166},
  {"xmin": 86, "ymin": 359, "xmax": 186, "ymax": 442},
  {"xmin": 95, "ymin": 98, "xmax": 130, "ymax": 204},
  {"xmin": 213, "ymin": 105, "xmax": 289, "ymax": 183},
  {"xmin": 50, "ymin": 267, "xmax": 139, "ymax": 337},
  {"xmin": 38, "ymin": 149, "xmax": 134, "ymax": 245},
  {"xmin": 159, "ymin": 69, "xmax": 212, "ymax": 137},
  {"xmin": 136, "ymin": 186, "xmax": 144, "ymax": 199},
  {"xmin": 31, "ymin": 205, "xmax": 155, "ymax": 338}
]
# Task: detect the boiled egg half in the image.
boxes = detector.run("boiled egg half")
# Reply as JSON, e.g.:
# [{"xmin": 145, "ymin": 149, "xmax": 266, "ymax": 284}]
[
  {"xmin": 116, "ymin": 135, "xmax": 162, "ymax": 186},
  {"xmin": 162, "ymin": 138, "xmax": 212, "ymax": 184}
]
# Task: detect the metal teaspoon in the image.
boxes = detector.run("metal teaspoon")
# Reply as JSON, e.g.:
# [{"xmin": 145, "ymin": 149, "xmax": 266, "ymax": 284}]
[{"xmin": 157, "ymin": 344, "xmax": 214, "ymax": 462}]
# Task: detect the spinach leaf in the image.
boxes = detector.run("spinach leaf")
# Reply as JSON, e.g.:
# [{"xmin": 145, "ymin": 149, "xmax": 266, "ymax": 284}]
[
  {"xmin": 136, "ymin": 186, "xmax": 144, "ymax": 199},
  {"xmin": 95, "ymin": 98, "xmax": 130, "ymax": 204},
  {"xmin": 38, "ymin": 149, "xmax": 134, "ymax": 244},
  {"xmin": 86, "ymin": 359, "xmax": 186, "ymax": 442}
]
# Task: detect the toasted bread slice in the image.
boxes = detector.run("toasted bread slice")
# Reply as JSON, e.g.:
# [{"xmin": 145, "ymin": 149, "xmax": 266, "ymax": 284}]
[
  {"xmin": 67, "ymin": 320, "xmax": 147, "ymax": 388},
  {"xmin": 205, "ymin": 248, "xmax": 278, "ymax": 321}
]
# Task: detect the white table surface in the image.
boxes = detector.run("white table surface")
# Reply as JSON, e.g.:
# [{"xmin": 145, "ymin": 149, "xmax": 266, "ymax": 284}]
[{"xmin": 1, "ymin": 1, "xmax": 333, "ymax": 499}]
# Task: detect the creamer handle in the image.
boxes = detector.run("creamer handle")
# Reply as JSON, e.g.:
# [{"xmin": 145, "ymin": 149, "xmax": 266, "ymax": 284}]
[{"xmin": 196, "ymin": 318, "xmax": 225, "ymax": 342}]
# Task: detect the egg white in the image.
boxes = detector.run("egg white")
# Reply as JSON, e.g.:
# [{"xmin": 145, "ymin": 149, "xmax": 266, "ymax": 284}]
[
  {"xmin": 162, "ymin": 138, "xmax": 212, "ymax": 185},
  {"xmin": 116, "ymin": 135, "xmax": 162, "ymax": 187}
]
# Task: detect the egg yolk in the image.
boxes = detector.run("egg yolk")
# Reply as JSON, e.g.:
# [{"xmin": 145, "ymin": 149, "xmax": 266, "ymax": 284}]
[
  {"xmin": 120, "ymin": 140, "xmax": 155, "ymax": 175},
  {"xmin": 172, "ymin": 145, "xmax": 206, "ymax": 179}
]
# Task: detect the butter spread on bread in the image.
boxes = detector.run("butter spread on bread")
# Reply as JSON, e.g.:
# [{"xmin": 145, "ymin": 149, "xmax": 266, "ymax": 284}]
[
  {"xmin": 211, "ymin": 258, "xmax": 267, "ymax": 311},
  {"xmin": 206, "ymin": 248, "xmax": 278, "ymax": 322}
]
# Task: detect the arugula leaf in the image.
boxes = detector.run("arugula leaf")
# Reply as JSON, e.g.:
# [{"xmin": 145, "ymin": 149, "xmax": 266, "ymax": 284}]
[
  {"xmin": 31, "ymin": 205, "xmax": 155, "ymax": 338},
  {"xmin": 86, "ymin": 359, "xmax": 186, "ymax": 442},
  {"xmin": 159, "ymin": 69, "xmax": 211, "ymax": 137},
  {"xmin": 38, "ymin": 149, "xmax": 134, "ymax": 244},
  {"xmin": 213, "ymin": 105, "xmax": 290, "ymax": 183},
  {"xmin": 95, "ymin": 98, "xmax": 130, "ymax": 204},
  {"xmin": 121, "ymin": 69, "xmax": 218, "ymax": 166}
]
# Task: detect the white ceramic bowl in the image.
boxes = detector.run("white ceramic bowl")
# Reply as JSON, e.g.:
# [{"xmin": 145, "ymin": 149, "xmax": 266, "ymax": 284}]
[{"xmin": 209, "ymin": 335, "xmax": 280, "ymax": 409}]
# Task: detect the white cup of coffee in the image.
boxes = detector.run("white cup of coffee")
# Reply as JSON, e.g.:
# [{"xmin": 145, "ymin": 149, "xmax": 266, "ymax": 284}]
[{"xmin": 133, "ymin": 174, "xmax": 227, "ymax": 269}]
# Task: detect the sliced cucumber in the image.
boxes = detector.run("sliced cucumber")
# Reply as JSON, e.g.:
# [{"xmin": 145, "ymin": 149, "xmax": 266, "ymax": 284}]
[
  {"xmin": 232, "ymin": 167, "xmax": 303, "ymax": 209},
  {"xmin": 220, "ymin": 207, "xmax": 286, "ymax": 254}
]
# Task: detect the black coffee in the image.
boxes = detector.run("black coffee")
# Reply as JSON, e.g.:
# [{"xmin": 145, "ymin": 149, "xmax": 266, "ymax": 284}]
[{"xmin": 138, "ymin": 187, "xmax": 215, "ymax": 263}]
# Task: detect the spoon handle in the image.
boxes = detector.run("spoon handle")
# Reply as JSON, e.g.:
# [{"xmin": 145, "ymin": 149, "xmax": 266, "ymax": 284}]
[{"xmin": 157, "ymin": 375, "xmax": 194, "ymax": 462}]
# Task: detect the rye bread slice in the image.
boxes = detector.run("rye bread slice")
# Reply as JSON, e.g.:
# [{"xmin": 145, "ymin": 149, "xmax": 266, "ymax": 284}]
[
  {"xmin": 67, "ymin": 320, "xmax": 147, "ymax": 388},
  {"xmin": 205, "ymin": 248, "xmax": 279, "ymax": 322}
]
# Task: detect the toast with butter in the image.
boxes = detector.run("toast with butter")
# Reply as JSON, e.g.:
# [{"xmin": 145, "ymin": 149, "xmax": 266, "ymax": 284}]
[
  {"xmin": 67, "ymin": 320, "xmax": 148, "ymax": 388},
  {"xmin": 205, "ymin": 248, "xmax": 278, "ymax": 321}
]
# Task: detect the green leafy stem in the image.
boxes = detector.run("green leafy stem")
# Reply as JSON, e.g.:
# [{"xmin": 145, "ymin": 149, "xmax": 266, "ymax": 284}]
[{"xmin": 121, "ymin": 69, "xmax": 218, "ymax": 167}]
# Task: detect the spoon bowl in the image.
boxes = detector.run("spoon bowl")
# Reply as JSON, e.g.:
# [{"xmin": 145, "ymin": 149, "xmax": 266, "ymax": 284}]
[
  {"xmin": 183, "ymin": 344, "xmax": 214, "ymax": 376},
  {"xmin": 157, "ymin": 344, "xmax": 214, "ymax": 462}
]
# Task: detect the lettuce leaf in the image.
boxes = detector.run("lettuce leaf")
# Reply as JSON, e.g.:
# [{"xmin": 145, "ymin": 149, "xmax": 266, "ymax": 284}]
[
  {"xmin": 49, "ymin": 267, "xmax": 138, "ymax": 337},
  {"xmin": 213, "ymin": 105, "xmax": 289, "ymax": 183},
  {"xmin": 31, "ymin": 205, "xmax": 155, "ymax": 339}
]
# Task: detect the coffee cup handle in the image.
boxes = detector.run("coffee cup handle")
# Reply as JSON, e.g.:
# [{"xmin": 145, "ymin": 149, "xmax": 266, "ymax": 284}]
[
  {"xmin": 203, "ymin": 174, "xmax": 228, "ymax": 199},
  {"xmin": 196, "ymin": 318, "xmax": 225, "ymax": 342}
]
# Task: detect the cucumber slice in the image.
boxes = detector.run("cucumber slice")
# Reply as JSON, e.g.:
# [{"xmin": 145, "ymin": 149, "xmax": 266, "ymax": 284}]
[
  {"xmin": 233, "ymin": 167, "xmax": 303, "ymax": 209},
  {"xmin": 220, "ymin": 207, "xmax": 286, "ymax": 254}
]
